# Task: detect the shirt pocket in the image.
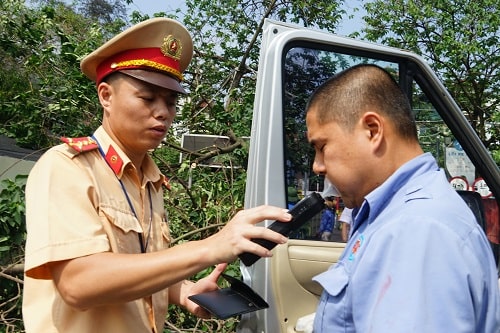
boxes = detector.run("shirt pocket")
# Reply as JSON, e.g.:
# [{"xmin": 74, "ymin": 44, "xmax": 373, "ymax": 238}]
[
  {"xmin": 314, "ymin": 262, "xmax": 349, "ymax": 297},
  {"xmin": 313, "ymin": 262, "xmax": 352, "ymax": 331},
  {"xmin": 100, "ymin": 203, "xmax": 143, "ymax": 253}
]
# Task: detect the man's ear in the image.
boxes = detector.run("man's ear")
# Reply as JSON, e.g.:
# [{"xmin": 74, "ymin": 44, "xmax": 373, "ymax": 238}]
[
  {"xmin": 97, "ymin": 82, "xmax": 112, "ymax": 108},
  {"xmin": 361, "ymin": 111, "xmax": 384, "ymax": 145}
]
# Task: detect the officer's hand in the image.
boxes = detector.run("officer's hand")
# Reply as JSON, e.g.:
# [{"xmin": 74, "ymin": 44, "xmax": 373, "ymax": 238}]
[
  {"xmin": 183, "ymin": 263, "xmax": 227, "ymax": 318},
  {"xmin": 204, "ymin": 205, "xmax": 292, "ymax": 263}
]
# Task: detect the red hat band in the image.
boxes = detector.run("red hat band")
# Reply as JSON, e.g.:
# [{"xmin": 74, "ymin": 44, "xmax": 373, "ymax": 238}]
[{"xmin": 96, "ymin": 35, "xmax": 184, "ymax": 85}]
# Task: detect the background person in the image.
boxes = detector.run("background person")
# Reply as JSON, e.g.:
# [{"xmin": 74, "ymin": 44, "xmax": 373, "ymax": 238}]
[
  {"xmin": 22, "ymin": 18, "xmax": 291, "ymax": 333},
  {"xmin": 318, "ymin": 197, "xmax": 336, "ymax": 241},
  {"xmin": 339, "ymin": 207, "xmax": 353, "ymax": 242},
  {"xmin": 306, "ymin": 64, "xmax": 500, "ymax": 332}
]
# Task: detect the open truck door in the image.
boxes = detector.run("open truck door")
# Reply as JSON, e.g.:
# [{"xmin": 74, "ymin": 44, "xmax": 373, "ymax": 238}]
[{"xmin": 238, "ymin": 19, "xmax": 500, "ymax": 333}]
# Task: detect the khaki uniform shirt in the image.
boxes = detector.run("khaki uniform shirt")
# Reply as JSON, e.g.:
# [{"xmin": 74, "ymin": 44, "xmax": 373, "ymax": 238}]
[{"xmin": 23, "ymin": 126, "xmax": 171, "ymax": 333}]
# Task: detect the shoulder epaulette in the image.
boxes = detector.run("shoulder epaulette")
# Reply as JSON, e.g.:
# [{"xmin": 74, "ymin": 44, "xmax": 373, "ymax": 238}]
[{"xmin": 60, "ymin": 136, "xmax": 99, "ymax": 153}]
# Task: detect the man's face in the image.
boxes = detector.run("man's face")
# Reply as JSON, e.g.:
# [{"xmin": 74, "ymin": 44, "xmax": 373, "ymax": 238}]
[
  {"xmin": 306, "ymin": 107, "xmax": 371, "ymax": 208},
  {"xmin": 100, "ymin": 74, "xmax": 178, "ymax": 155}
]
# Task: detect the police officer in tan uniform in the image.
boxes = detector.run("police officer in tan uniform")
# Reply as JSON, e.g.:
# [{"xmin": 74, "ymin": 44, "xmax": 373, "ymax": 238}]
[{"xmin": 22, "ymin": 18, "xmax": 291, "ymax": 333}]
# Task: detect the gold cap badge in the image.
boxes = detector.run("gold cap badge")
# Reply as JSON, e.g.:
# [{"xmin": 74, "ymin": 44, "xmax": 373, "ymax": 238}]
[{"xmin": 161, "ymin": 35, "xmax": 182, "ymax": 61}]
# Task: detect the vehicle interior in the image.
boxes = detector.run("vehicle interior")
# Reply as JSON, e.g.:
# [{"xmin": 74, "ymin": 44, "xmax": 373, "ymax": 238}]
[{"xmin": 241, "ymin": 21, "xmax": 499, "ymax": 333}]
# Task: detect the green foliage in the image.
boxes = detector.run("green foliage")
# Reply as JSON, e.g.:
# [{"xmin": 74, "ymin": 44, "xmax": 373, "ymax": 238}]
[
  {"xmin": 74, "ymin": 0, "xmax": 128, "ymax": 24},
  {"xmin": 0, "ymin": 175, "xmax": 27, "ymax": 333},
  {"xmin": 362, "ymin": 0, "xmax": 500, "ymax": 165},
  {"xmin": 0, "ymin": 0, "xmax": 125, "ymax": 149},
  {"xmin": 0, "ymin": 176, "xmax": 27, "ymax": 249}
]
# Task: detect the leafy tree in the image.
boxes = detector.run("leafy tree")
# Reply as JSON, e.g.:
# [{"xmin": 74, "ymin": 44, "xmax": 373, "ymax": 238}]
[
  {"xmin": 0, "ymin": 0, "xmax": 126, "ymax": 149},
  {"xmin": 0, "ymin": 175, "xmax": 27, "ymax": 333},
  {"xmin": 74, "ymin": 0, "xmax": 128, "ymax": 24},
  {"xmin": 362, "ymin": 0, "xmax": 500, "ymax": 164}
]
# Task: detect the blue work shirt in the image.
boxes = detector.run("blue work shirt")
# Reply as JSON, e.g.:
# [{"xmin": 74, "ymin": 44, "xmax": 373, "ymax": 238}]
[{"xmin": 313, "ymin": 153, "xmax": 500, "ymax": 332}]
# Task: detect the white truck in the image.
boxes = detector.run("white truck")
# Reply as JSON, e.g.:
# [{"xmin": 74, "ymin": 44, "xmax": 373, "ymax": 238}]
[{"xmin": 238, "ymin": 19, "xmax": 500, "ymax": 333}]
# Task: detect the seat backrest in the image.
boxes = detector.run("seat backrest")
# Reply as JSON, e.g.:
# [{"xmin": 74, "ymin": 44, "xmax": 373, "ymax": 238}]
[
  {"xmin": 456, "ymin": 190, "xmax": 500, "ymax": 278},
  {"xmin": 456, "ymin": 190, "xmax": 486, "ymax": 231}
]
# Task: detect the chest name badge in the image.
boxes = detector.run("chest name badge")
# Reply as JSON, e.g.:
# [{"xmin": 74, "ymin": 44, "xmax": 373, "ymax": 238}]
[{"xmin": 348, "ymin": 234, "xmax": 364, "ymax": 261}]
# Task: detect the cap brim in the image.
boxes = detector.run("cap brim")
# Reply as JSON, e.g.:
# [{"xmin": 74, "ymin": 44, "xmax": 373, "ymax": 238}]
[{"xmin": 119, "ymin": 69, "xmax": 187, "ymax": 94}]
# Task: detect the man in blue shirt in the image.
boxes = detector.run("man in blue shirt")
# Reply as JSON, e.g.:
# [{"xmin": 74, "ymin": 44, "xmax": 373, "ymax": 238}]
[
  {"xmin": 318, "ymin": 197, "xmax": 336, "ymax": 241},
  {"xmin": 306, "ymin": 64, "xmax": 500, "ymax": 332}
]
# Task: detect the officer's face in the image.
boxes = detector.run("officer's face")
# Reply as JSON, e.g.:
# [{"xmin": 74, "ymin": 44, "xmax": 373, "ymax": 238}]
[{"xmin": 99, "ymin": 73, "xmax": 178, "ymax": 157}]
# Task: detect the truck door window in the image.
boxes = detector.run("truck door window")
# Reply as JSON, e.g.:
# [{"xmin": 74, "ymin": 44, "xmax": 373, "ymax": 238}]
[{"xmin": 283, "ymin": 44, "xmax": 498, "ymax": 248}]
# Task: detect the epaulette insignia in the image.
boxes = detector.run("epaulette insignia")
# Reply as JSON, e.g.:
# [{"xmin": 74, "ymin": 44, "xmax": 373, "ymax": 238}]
[
  {"xmin": 104, "ymin": 145, "xmax": 123, "ymax": 175},
  {"xmin": 61, "ymin": 137, "xmax": 98, "ymax": 153}
]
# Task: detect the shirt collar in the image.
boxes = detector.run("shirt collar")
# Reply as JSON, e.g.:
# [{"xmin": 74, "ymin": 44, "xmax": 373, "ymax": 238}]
[
  {"xmin": 353, "ymin": 153, "xmax": 438, "ymax": 232},
  {"xmin": 92, "ymin": 126, "xmax": 165, "ymax": 190}
]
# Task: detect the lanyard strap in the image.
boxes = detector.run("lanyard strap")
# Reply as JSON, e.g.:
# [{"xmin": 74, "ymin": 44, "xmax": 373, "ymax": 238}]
[{"xmin": 92, "ymin": 136, "xmax": 153, "ymax": 253}]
